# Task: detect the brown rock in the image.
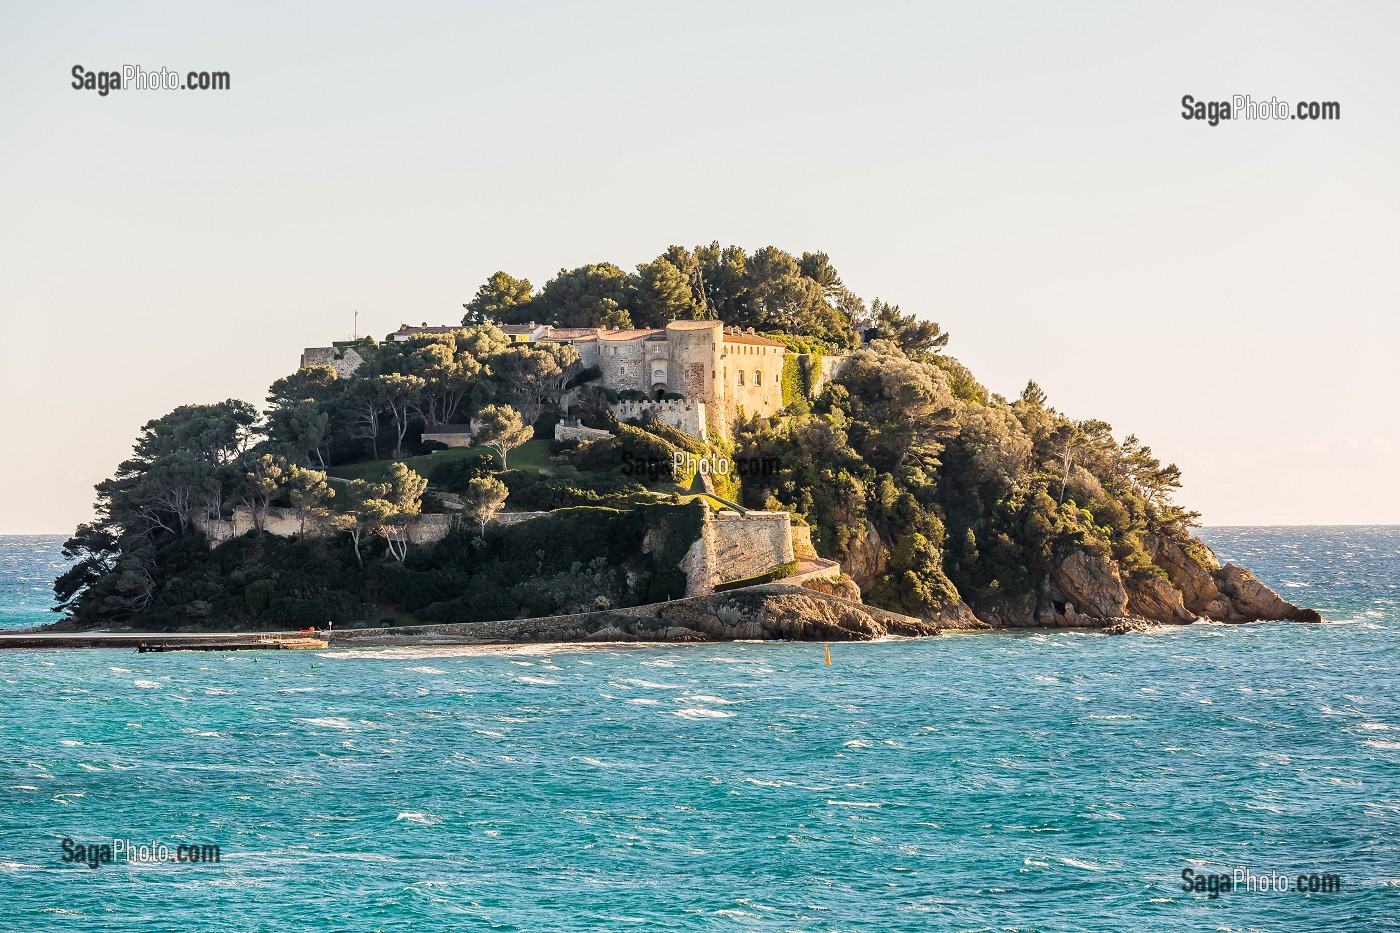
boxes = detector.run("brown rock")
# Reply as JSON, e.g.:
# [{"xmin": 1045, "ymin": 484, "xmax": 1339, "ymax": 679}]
[
  {"xmin": 842, "ymin": 521, "xmax": 888, "ymax": 592},
  {"xmin": 800, "ymin": 574, "xmax": 862, "ymax": 601},
  {"xmin": 1125, "ymin": 572, "xmax": 1196, "ymax": 624},
  {"xmin": 1213, "ymin": 564, "xmax": 1323, "ymax": 623},
  {"xmin": 1145, "ymin": 534, "xmax": 1221, "ymax": 614},
  {"xmin": 1049, "ymin": 551, "xmax": 1129, "ymax": 619}
]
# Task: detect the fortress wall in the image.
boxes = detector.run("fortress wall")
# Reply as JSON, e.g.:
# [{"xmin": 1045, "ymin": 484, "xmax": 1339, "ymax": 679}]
[
  {"xmin": 708, "ymin": 511, "xmax": 795, "ymax": 585},
  {"xmin": 599, "ymin": 339, "xmax": 646, "ymax": 393},
  {"xmin": 790, "ymin": 523, "xmax": 817, "ymax": 560},
  {"xmin": 682, "ymin": 509, "xmax": 795, "ymax": 595},
  {"xmin": 299, "ymin": 347, "xmax": 366, "ymax": 377},
  {"xmin": 554, "ymin": 424, "xmax": 613, "ymax": 443},
  {"xmin": 194, "ymin": 506, "xmax": 544, "ymax": 548},
  {"xmin": 420, "ymin": 429, "xmax": 476, "ymax": 448},
  {"xmin": 721, "ymin": 342, "xmax": 785, "ymax": 419},
  {"xmin": 806, "ymin": 354, "xmax": 852, "ymax": 396},
  {"xmin": 612, "ymin": 400, "xmax": 707, "ymax": 441},
  {"xmin": 664, "ymin": 322, "xmax": 723, "ymax": 403}
]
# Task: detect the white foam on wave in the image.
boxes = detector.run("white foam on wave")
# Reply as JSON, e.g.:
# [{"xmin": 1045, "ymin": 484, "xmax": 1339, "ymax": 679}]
[
  {"xmin": 624, "ymin": 678, "xmax": 684, "ymax": 690},
  {"xmin": 827, "ymin": 799, "xmax": 882, "ymax": 808},
  {"xmin": 680, "ymin": 694, "xmax": 740, "ymax": 705},
  {"xmin": 133, "ymin": 680, "xmax": 161, "ymax": 689},
  {"xmin": 318, "ymin": 643, "xmax": 601, "ymax": 661},
  {"xmin": 626, "ymin": 698, "xmax": 662, "ymax": 705},
  {"xmin": 673, "ymin": 708, "xmax": 735, "ymax": 720},
  {"xmin": 405, "ymin": 666, "xmax": 447, "ymax": 675},
  {"xmin": 58, "ymin": 739, "xmax": 84, "ymax": 747},
  {"xmin": 1363, "ymin": 739, "xmax": 1400, "ymax": 750},
  {"xmin": 515, "ymin": 675, "xmax": 559, "ymax": 686},
  {"xmin": 395, "ymin": 811, "xmax": 441, "ymax": 825},
  {"xmin": 298, "ymin": 717, "xmax": 359, "ymax": 730},
  {"xmin": 1057, "ymin": 856, "xmax": 1109, "ymax": 871}
]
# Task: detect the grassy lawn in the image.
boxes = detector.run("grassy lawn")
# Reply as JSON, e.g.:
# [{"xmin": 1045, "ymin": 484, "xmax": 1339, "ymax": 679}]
[{"xmin": 328, "ymin": 439, "xmax": 556, "ymax": 482}]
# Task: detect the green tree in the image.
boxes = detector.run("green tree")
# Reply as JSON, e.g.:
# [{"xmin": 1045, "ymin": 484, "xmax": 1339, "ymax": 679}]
[
  {"xmin": 373, "ymin": 463, "xmax": 429, "ymax": 562},
  {"xmin": 286, "ymin": 465, "xmax": 335, "ymax": 536},
  {"xmin": 462, "ymin": 475, "xmax": 509, "ymax": 537},
  {"xmin": 865, "ymin": 299, "xmax": 949, "ymax": 360},
  {"xmin": 534, "ymin": 263, "xmax": 633, "ymax": 328},
  {"xmin": 632, "ymin": 256, "xmax": 704, "ymax": 326},
  {"xmin": 472, "ymin": 404, "xmax": 534, "ymax": 469},
  {"xmin": 238, "ymin": 453, "xmax": 287, "ymax": 534},
  {"xmin": 377, "ymin": 373, "xmax": 426, "ymax": 458},
  {"xmin": 488, "ymin": 341, "xmax": 580, "ymax": 425},
  {"xmin": 464, "ymin": 271, "xmax": 533, "ymax": 324},
  {"xmin": 344, "ymin": 377, "xmax": 391, "ymax": 460},
  {"xmin": 335, "ymin": 464, "xmax": 426, "ymax": 564}
]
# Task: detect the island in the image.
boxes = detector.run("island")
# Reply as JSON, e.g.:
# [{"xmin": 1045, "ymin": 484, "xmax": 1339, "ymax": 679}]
[{"xmin": 46, "ymin": 243, "xmax": 1320, "ymax": 643}]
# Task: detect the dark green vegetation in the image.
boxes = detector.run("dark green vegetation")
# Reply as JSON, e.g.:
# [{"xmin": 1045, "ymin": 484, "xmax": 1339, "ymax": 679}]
[
  {"xmin": 57, "ymin": 243, "xmax": 1197, "ymax": 631},
  {"xmin": 464, "ymin": 243, "xmax": 868, "ymax": 350},
  {"xmin": 714, "ymin": 561, "xmax": 802, "ymax": 593},
  {"xmin": 733, "ymin": 348, "xmax": 1194, "ymax": 621}
]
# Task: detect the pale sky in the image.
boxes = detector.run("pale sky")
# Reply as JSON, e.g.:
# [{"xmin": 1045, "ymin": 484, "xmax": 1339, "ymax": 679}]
[{"xmin": 2, "ymin": 1, "xmax": 1397, "ymax": 534}]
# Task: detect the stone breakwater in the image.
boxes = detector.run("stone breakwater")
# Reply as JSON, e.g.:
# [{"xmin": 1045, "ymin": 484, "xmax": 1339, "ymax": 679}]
[{"xmin": 334, "ymin": 584, "xmax": 947, "ymax": 646}]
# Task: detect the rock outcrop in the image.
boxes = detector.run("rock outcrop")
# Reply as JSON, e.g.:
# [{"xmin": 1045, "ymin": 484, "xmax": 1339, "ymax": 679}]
[
  {"xmin": 1035, "ymin": 535, "xmax": 1322, "ymax": 630},
  {"xmin": 842, "ymin": 521, "xmax": 888, "ymax": 592},
  {"xmin": 1211, "ymin": 564, "xmax": 1322, "ymax": 624},
  {"xmin": 336, "ymin": 584, "xmax": 946, "ymax": 646},
  {"xmin": 800, "ymin": 573, "xmax": 863, "ymax": 602},
  {"xmin": 1048, "ymin": 551, "xmax": 1129, "ymax": 619},
  {"xmin": 1145, "ymin": 534, "xmax": 1221, "ymax": 614},
  {"xmin": 1124, "ymin": 572, "xmax": 1196, "ymax": 624}
]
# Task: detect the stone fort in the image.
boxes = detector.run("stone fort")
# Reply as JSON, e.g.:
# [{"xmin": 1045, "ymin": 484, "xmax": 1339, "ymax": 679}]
[{"xmin": 304, "ymin": 319, "xmax": 798, "ymax": 441}]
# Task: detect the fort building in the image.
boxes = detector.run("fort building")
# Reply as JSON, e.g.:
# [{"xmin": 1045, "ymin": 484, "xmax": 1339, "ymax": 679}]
[{"xmin": 303, "ymin": 319, "xmax": 798, "ymax": 440}]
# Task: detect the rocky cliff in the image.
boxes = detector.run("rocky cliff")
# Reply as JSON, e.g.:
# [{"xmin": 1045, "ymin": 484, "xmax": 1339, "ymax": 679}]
[{"xmin": 929, "ymin": 531, "xmax": 1319, "ymax": 632}]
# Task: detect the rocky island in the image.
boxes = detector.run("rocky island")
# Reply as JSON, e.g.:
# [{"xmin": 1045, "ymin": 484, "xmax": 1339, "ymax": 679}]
[{"xmin": 49, "ymin": 243, "xmax": 1319, "ymax": 642}]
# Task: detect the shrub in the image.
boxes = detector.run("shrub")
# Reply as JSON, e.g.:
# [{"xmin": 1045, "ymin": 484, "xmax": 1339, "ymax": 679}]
[
  {"xmin": 429, "ymin": 453, "xmax": 498, "ymax": 494},
  {"xmin": 532, "ymin": 410, "xmax": 561, "ymax": 440},
  {"xmin": 714, "ymin": 560, "xmax": 800, "ymax": 592}
]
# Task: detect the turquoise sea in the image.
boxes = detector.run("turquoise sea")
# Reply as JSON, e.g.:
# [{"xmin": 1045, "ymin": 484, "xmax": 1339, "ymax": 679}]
[{"xmin": 0, "ymin": 527, "xmax": 1397, "ymax": 931}]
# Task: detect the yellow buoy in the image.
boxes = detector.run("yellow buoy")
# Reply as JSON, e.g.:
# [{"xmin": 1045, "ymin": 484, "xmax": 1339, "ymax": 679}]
[{"xmin": 824, "ymin": 643, "xmax": 831, "ymax": 665}]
